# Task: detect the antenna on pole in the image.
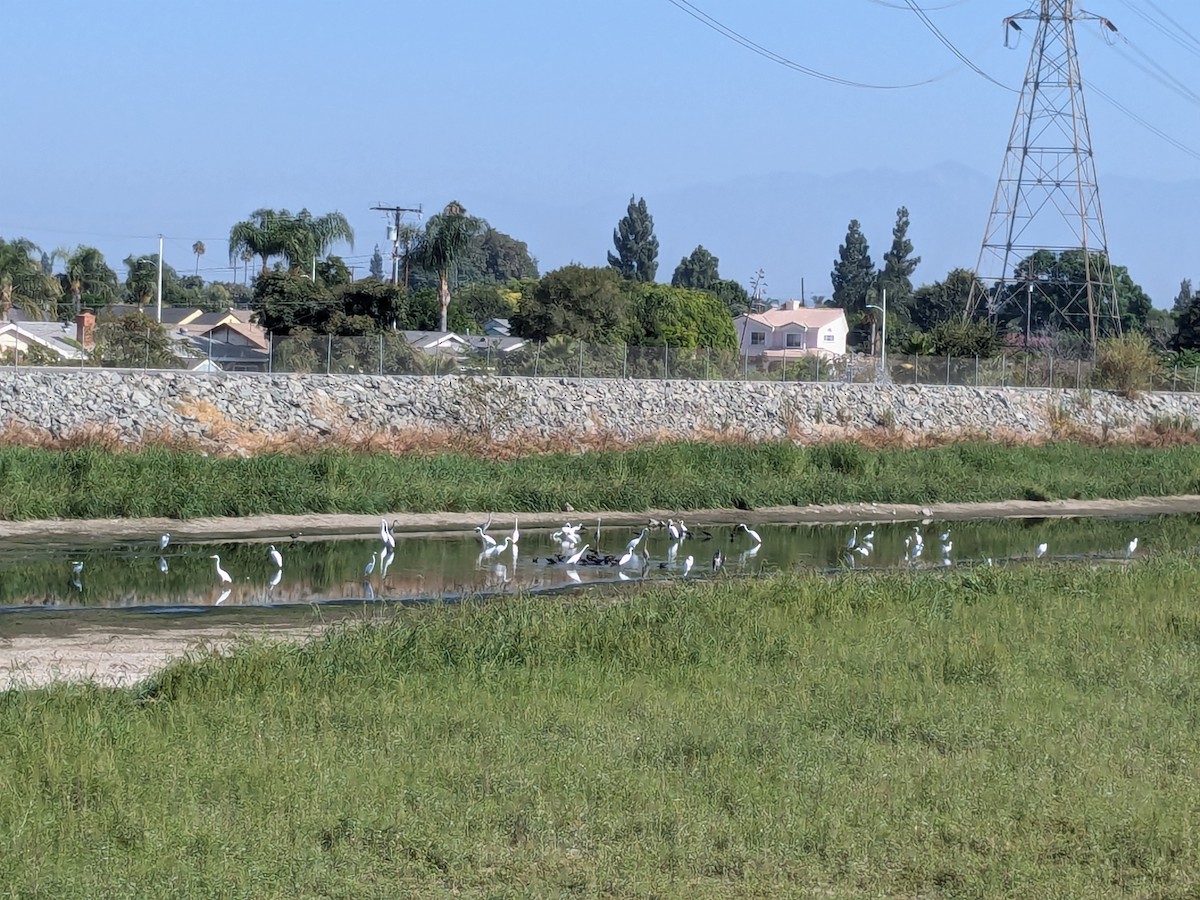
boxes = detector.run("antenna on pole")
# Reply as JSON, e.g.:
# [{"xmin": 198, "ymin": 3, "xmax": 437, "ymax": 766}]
[
  {"xmin": 371, "ymin": 203, "xmax": 423, "ymax": 287},
  {"xmin": 966, "ymin": 1, "xmax": 1122, "ymax": 350}
]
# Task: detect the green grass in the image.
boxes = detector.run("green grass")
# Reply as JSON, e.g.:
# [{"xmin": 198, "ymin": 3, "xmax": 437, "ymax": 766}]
[
  {"xmin": 4, "ymin": 559, "xmax": 1200, "ymax": 896},
  {"xmin": 2, "ymin": 440, "xmax": 1200, "ymax": 520}
]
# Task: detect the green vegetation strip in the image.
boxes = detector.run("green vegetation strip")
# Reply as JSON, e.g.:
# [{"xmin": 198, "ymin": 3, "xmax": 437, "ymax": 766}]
[
  {"xmin": 2, "ymin": 440, "xmax": 1200, "ymax": 520},
  {"xmin": 5, "ymin": 560, "xmax": 1200, "ymax": 896}
]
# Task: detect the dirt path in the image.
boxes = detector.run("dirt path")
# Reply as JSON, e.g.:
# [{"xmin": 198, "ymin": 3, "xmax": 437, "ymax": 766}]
[
  {"xmin": 1, "ymin": 495, "xmax": 1198, "ymax": 544},
  {"xmin": 3, "ymin": 494, "xmax": 1199, "ymax": 691}
]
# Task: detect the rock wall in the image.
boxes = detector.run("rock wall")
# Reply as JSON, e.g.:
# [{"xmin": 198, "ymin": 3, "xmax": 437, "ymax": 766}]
[{"xmin": 1, "ymin": 369, "xmax": 1198, "ymax": 450}]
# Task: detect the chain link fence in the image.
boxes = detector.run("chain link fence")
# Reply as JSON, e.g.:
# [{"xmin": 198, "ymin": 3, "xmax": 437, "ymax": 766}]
[{"xmin": 5, "ymin": 331, "xmax": 1200, "ymax": 393}]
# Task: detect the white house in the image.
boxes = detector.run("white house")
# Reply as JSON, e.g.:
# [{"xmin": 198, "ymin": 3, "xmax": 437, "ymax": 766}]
[{"xmin": 733, "ymin": 303, "xmax": 849, "ymax": 358}]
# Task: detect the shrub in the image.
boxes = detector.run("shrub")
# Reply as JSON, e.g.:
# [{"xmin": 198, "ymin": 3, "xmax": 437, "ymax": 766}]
[{"xmin": 1093, "ymin": 333, "xmax": 1162, "ymax": 398}]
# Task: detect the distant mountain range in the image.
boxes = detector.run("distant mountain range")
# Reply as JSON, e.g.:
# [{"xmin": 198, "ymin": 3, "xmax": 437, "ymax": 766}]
[{"xmin": 496, "ymin": 163, "xmax": 1198, "ymax": 310}]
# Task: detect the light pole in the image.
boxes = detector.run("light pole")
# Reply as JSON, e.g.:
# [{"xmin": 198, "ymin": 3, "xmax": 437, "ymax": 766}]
[{"xmin": 866, "ymin": 288, "xmax": 887, "ymax": 382}]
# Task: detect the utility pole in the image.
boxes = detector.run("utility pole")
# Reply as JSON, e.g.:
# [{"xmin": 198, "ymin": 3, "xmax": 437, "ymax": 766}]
[{"xmin": 371, "ymin": 203, "xmax": 423, "ymax": 287}]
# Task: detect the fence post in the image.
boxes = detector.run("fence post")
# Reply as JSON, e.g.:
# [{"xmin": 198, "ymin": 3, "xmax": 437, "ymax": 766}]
[
  {"xmin": 975, "ymin": 354, "xmax": 979, "ymax": 387},
  {"xmin": 622, "ymin": 343, "xmax": 628, "ymax": 380},
  {"xmin": 1076, "ymin": 359, "xmax": 1081, "ymax": 389},
  {"xmin": 486, "ymin": 341, "xmax": 492, "ymax": 375},
  {"xmin": 379, "ymin": 334, "xmax": 384, "ymax": 376},
  {"xmin": 663, "ymin": 343, "xmax": 668, "ymax": 380},
  {"xmin": 781, "ymin": 348, "xmax": 787, "ymax": 383},
  {"xmin": 1173, "ymin": 364, "xmax": 1178, "ymax": 392},
  {"xmin": 814, "ymin": 354, "xmax": 820, "ymax": 382},
  {"xmin": 946, "ymin": 354, "xmax": 951, "ymax": 386},
  {"xmin": 704, "ymin": 348, "xmax": 710, "ymax": 381},
  {"xmin": 743, "ymin": 352, "xmax": 748, "ymax": 381},
  {"xmin": 1024, "ymin": 354, "xmax": 1030, "ymax": 387},
  {"xmin": 914, "ymin": 354, "xmax": 919, "ymax": 385},
  {"xmin": 1194, "ymin": 366, "xmax": 1198, "ymax": 392},
  {"xmin": 578, "ymin": 340, "xmax": 584, "ymax": 380},
  {"xmin": 326, "ymin": 334, "xmax": 332, "ymax": 374},
  {"xmin": 1001, "ymin": 354, "xmax": 1006, "ymax": 387},
  {"xmin": 534, "ymin": 341, "xmax": 541, "ymax": 377},
  {"xmin": 268, "ymin": 332, "xmax": 273, "ymax": 374},
  {"xmin": 1048, "ymin": 355, "xmax": 1054, "ymax": 388}
]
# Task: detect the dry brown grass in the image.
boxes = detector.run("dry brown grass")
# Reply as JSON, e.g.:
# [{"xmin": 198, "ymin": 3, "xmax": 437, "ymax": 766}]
[{"xmin": 2, "ymin": 415, "xmax": 1196, "ymax": 460}]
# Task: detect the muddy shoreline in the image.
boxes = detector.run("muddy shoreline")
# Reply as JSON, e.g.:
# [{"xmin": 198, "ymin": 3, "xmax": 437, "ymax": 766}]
[{"xmin": 3, "ymin": 494, "xmax": 1199, "ymax": 691}]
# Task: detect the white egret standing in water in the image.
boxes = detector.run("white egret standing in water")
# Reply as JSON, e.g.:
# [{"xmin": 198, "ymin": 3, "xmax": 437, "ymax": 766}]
[
  {"xmin": 734, "ymin": 523, "xmax": 762, "ymax": 545},
  {"xmin": 682, "ymin": 555, "xmax": 694, "ymax": 577},
  {"xmin": 380, "ymin": 518, "xmax": 395, "ymax": 549},
  {"xmin": 160, "ymin": 533, "xmax": 170, "ymax": 551},
  {"xmin": 475, "ymin": 526, "xmax": 497, "ymax": 549},
  {"xmin": 1126, "ymin": 537, "xmax": 1138, "ymax": 559},
  {"xmin": 268, "ymin": 545, "xmax": 283, "ymax": 569},
  {"xmin": 209, "ymin": 554, "xmax": 232, "ymax": 584},
  {"xmin": 511, "ymin": 516, "xmax": 520, "ymax": 545},
  {"xmin": 484, "ymin": 537, "xmax": 512, "ymax": 559},
  {"xmin": 566, "ymin": 544, "xmax": 589, "ymax": 566},
  {"xmin": 364, "ymin": 552, "xmax": 377, "ymax": 576},
  {"xmin": 1035, "ymin": 542, "xmax": 1048, "ymax": 559}
]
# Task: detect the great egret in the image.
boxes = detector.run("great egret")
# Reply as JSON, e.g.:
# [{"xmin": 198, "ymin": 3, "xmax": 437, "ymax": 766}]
[
  {"xmin": 1126, "ymin": 537, "xmax": 1138, "ymax": 558},
  {"xmin": 566, "ymin": 544, "xmax": 589, "ymax": 566},
  {"xmin": 380, "ymin": 518, "xmax": 395, "ymax": 549},
  {"xmin": 1035, "ymin": 542, "xmax": 1048, "ymax": 559},
  {"xmin": 626, "ymin": 528, "xmax": 647, "ymax": 554},
  {"xmin": 735, "ymin": 523, "xmax": 762, "ymax": 545},
  {"xmin": 268, "ymin": 545, "xmax": 283, "ymax": 569},
  {"xmin": 484, "ymin": 537, "xmax": 512, "ymax": 559},
  {"xmin": 364, "ymin": 552, "xmax": 377, "ymax": 576},
  {"xmin": 682, "ymin": 555, "xmax": 694, "ymax": 576},
  {"xmin": 159, "ymin": 533, "xmax": 170, "ymax": 551},
  {"xmin": 511, "ymin": 516, "xmax": 520, "ymax": 545},
  {"xmin": 475, "ymin": 526, "xmax": 497, "ymax": 549},
  {"xmin": 667, "ymin": 519, "xmax": 681, "ymax": 541},
  {"xmin": 847, "ymin": 527, "xmax": 859, "ymax": 550},
  {"xmin": 209, "ymin": 554, "xmax": 232, "ymax": 584},
  {"xmin": 71, "ymin": 560, "xmax": 84, "ymax": 575}
]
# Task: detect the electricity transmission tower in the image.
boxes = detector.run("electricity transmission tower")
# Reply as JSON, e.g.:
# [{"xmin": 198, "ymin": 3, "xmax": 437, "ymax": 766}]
[{"xmin": 966, "ymin": 0, "xmax": 1122, "ymax": 349}]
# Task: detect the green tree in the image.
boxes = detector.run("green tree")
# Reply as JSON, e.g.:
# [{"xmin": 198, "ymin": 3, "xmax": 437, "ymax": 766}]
[
  {"xmin": 1173, "ymin": 279, "xmax": 1195, "ymax": 314},
  {"xmin": 369, "ymin": 244, "xmax": 385, "ymax": 281},
  {"xmin": 628, "ymin": 284, "xmax": 737, "ymax": 350},
  {"xmin": 123, "ymin": 255, "xmax": 161, "ymax": 309},
  {"xmin": 831, "ymin": 219, "xmax": 876, "ymax": 315},
  {"xmin": 927, "ymin": 319, "xmax": 1003, "ymax": 358},
  {"xmin": 671, "ymin": 245, "xmax": 720, "ymax": 291},
  {"xmin": 250, "ymin": 271, "xmax": 338, "ymax": 334},
  {"xmin": 711, "ymin": 278, "xmax": 751, "ymax": 316},
  {"xmin": 1171, "ymin": 295, "xmax": 1200, "ymax": 351},
  {"xmin": 878, "ymin": 207, "xmax": 920, "ymax": 315},
  {"xmin": 228, "ymin": 208, "xmax": 354, "ymax": 276},
  {"xmin": 192, "ymin": 240, "xmax": 206, "ymax": 277},
  {"xmin": 513, "ymin": 265, "xmax": 629, "ymax": 343},
  {"xmin": 0, "ymin": 238, "xmax": 61, "ymax": 321},
  {"xmin": 607, "ymin": 195, "xmax": 659, "ymax": 282},
  {"xmin": 56, "ymin": 245, "xmax": 118, "ymax": 315},
  {"xmin": 414, "ymin": 201, "xmax": 483, "ymax": 332},
  {"xmin": 228, "ymin": 209, "xmax": 290, "ymax": 275},
  {"xmin": 906, "ymin": 268, "xmax": 981, "ymax": 334},
  {"xmin": 454, "ymin": 282, "xmax": 521, "ymax": 333},
  {"xmin": 91, "ymin": 310, "xmax": 185, "ymax": 368},
  {"xmin": 316, "ymin": 255, "xmax": 352, "ymax": 288},
  {"xmin": 335, "ymin": 280, "xmax": 407, "ymax": 331}
]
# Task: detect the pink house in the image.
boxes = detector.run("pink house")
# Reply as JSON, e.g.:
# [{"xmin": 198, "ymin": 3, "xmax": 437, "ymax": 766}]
[{"xmin": 733, "ymin": 302, "xmax": 849, "ymax": 358}]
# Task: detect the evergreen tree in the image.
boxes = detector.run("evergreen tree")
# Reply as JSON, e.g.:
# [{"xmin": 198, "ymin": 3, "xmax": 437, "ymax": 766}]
[
  {"xmin": 1173, "ymin": 278, "xmax": 1195, "ymax": 314},
  {"xmin": 830, "ymin": 219, "xmax": 876, "ymax": 314},
  {"xmin": 607, "ymin": 195, "xmax": 659, "ymax": 282},
  {"xmin": 369, "ymin": 244, "xmax": 385, "ymax": 281},
  {"xmin": 879, "ymin": 206, "xmax": 920, "ymax": 312},
  {"xmin": 1171, "ymin": 294, "xmax": 1200, "ymax": 351},
  {"xmin": 671, "ymin": 245, "xmax": 720, "ymax": 291}
]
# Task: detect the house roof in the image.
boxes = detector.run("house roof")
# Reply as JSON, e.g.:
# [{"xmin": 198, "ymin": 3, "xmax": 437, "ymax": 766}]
[
  {"xmin": 740, "ymin": 307, "xmax": 847, "ymax": 330},
  {"xmin": 483, "ymin": 317, "xmax": 512, "ymax": 337},
  {"xmin": 403, "ymin": 331, "xmax": 471, "ymax": 351},
  {"xmin": 462, "ymin": 335, "xmax": 526, "ymax": 353},
  {"xmin": 0, "ymin": 321, "xmax": 86, "ymax": 360},
  {"xmin": 182, "ymin": 337, "xmax": 269, "ymax": 363}
]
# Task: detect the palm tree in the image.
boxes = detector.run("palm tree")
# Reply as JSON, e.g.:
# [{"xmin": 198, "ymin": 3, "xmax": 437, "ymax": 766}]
[
  {"xmin": 55, "ymin": 245, "xmax": 118, "ymax": 315},
  {"xmin": 415, "ymin": 201, "xmax": 481, "ymax": 332},
  {"xmin": 0, "ymin": 238, "xmax": 61, "ymax": 321},
  {"xmin": 192, "ymin": 240, "xmax": 206, "ymax": 276},
  {"xmin": 228, "ymin": 209, "xmax": 290, "ymax": 275},
  {"xmin": 124, "ymin": 255, "xmax": 158, "ymax": 309}
]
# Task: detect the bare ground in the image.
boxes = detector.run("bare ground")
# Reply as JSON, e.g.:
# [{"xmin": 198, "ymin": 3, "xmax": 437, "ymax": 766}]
[{"xmin": 3, "ymin": 494, "xmax": 1200, "ymax": 691}]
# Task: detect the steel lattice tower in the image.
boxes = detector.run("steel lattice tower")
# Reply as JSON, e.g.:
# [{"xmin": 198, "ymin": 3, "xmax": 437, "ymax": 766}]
[{"xmin": 966, "ymin": 0, "xmax": 1121, "ymax": 348}]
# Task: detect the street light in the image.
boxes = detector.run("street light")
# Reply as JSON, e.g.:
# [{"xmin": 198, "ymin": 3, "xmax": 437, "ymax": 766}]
[{"xmin": 866, "ymin": 288, "xmax": 887, "ymax": 382}]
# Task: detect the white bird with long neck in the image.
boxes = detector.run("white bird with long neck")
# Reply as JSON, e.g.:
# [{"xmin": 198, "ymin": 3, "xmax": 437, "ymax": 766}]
[
  {"xmin": 209, "ymin": 554, "xmax": 232, "ymax": 584},
  {"xmin": 565, "ymin": 544, "xmax": 589, "ymax": 566},
  {"xmin": 511, "ymin": 516, "xmax": 520, "ymax": 545},
  {"xmin": 1126, "ymin": 537, "xmax": 1138, "ymax": 558},
  {"xmin": 475, "ymin": 526, "xmax": 497, "ymax": 549},
  {"xmin": 268, "ymin": 545, "xmax": 283, "ymax": 569},
  {"xmin": 735, "ymin": 523, "xmax": 762, "ymax": 545},
  {"xmin": 483, "ymin": 536, "xmax": 512, "ymax": 559}
]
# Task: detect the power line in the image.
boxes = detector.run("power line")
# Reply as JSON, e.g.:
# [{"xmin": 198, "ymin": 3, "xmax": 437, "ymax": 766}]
[
  {"xmin": 900, "ymin": 0, "xmax": 1016, "ymax": 92},
  {"xmin": 1118, "ymin": 0, "xmax": 1200, "ymax": 58},
  {"xmin": 864, "ymin": 0, "xmax": 970, "ymax": 10},
  {"xmin": 661, "ymin": 0, "xmax": 962, "ymax": 89},
  {"xmin": 1089, "ymin": 82, "xmax": 1200, "ymax": 163}
]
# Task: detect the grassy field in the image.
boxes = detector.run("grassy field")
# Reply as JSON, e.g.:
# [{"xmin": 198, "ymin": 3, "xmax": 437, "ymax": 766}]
[
  {"xmin": 3, "ymin": 559, "xmax": 1200, "ymax": 896},
  {"xmin": 1, "ymin": 439, "xmax": 1200, "ymax": 520}
]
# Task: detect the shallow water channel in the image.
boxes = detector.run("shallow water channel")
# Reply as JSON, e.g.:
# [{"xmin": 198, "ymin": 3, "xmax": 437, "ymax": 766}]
[{"xmin": 0, "ymin": 513, "xmax": 1182, "ymax": 615}]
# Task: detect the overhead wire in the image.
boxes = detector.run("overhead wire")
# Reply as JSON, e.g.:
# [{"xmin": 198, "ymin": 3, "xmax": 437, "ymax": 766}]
[
  {"xmin": 1117, "ymin": 0, "xmax": 1200, "ymax": 58},
  {"xmin": 661, "ymin": 0, "xmax": 963, "ymax": 89},
  {"xmin": 899, "ymin": 0, "xmax": 1016, "ymax": 92}
]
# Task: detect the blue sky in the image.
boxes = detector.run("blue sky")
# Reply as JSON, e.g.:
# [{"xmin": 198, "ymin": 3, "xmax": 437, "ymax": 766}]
[{"xmin": 2, "ymin": 0, "xmax": 1197, "ymax": 305}]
